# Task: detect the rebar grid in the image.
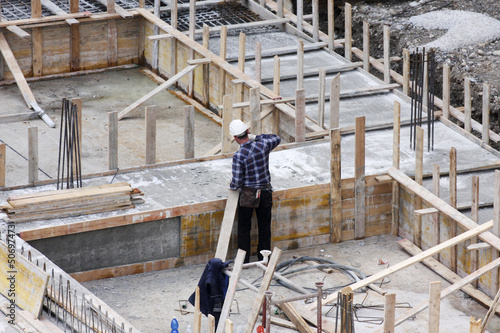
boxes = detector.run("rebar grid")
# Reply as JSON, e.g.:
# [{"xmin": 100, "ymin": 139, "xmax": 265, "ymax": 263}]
[{"xmin": 1, "ymin": 0, "xmax": 52, "ymax": 20}]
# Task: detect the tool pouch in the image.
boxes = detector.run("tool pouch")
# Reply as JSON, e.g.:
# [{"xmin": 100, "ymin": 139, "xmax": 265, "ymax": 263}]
[{"xmin": 239, "ymin": 187, "xmax": 261, "ymax": 208}]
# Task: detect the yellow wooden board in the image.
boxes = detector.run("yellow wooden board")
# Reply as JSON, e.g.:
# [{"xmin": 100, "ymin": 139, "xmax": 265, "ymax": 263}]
[{"xmin": 0, "ymin": 241, "xmax": 49, "ymax": 318}]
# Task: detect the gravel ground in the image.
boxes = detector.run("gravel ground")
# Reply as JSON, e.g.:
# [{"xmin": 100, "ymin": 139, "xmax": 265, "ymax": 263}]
[{"xmin": 321, "ymin": 0, "xmax": 500, "ymax": 149}]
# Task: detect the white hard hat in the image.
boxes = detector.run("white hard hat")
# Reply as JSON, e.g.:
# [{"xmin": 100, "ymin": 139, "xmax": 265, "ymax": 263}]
[{"xmin": 229, "ymin": 119, "xmax": 248, "ymax": 137}]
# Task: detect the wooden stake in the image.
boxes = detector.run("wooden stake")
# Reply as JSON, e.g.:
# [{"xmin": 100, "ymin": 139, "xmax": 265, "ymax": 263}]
[
  {"xmin": 222, "ymin": 95, "xmax": 233, "ymax": 154},
  {"xmin": 188, "ymin": 0, "xmax": 196, "ymax": 98},
  {"xmin": 414, "ymin": 126, "xmax": 424, "ymax": 247},
  {"xmin": 327, "ymin": 0, "xmax": 334, "ymax": 52},
  {"xmin": 238, "ymin": 32, "xmax": 246, "ymax": 73},
  {"xmin": 69, "ymin": 0, "xmax": 80, "ymax": 72},
  {"xmin": 296, "ymin": 0, "xmax": 303, "ymax": 32},
  {"xmin": 363, "ymin": 21, "xmax": 370, "ymax": 72},
  {"xmin": 344, "ymin": 3, "xmax": 352, "ymax": 62},
  {"xmin": 464, "ymin": 77, "xmax": 472, "ymax": 132},
  {"xmin": 139, "ymin": 0, "xmax": 145, "ymax": 8},
  {"xmin": 330, "ymin": 128, "xmax": 342, "ymax": 243},
  {"xmin": 318, "ymin": 68, "xmax": 326, "ymax": 128},
  {"xmin": 152, "ymin": 0, "xmax": 160, "ymax": 72},
  {"xmin": 403, "ymin": 49, "xmax": 410, "ymax": 96},
  {"xmin": 428, "ymin": 281, "xmax": 441, "ymax": 333},
  {"xmin": 0, "ymin": 143, "xmax": 5, "ymax": 187},
  {"xmin": 108, "ymin": 111, "xmax": 118, "ymax": 170},
  {"xmin": 295, "ymin": 89, "xmax": 305, "ymax": 142},
  {"xmin": 383, "ymin": 293, "xmax": 396, "ymax": 333},
  {"xmin": 355, "ymin": 116, "xmax": 366, "ymax": 239},
  {"xmin": 297, "ymin": 39, "xmax": 304, "ymax": 90},
  {"xmin": 483, "ymin": 83, "xmax": 490, "ymax": 143},
  {"xmin": 330, "ymin": 73, "xmax": 340, "ymax": 129},
  {"xmin": 273, "ymin": 55, "xmax": 280, "ymax": 95},
  {"xmin": 250, "ymin": 87, "xmax": 261, "ymax": 135},
  {"xmin": 312, "ymin": 0, "xmax": 319, "ymax": 41},
  {"xmin": 106, "ymin": 0, "xmax": 115, "ymax": 13},
  {"xmin": 32, "ymin": 0, "xmax": 42, "ymax": 18},
  {"xmin": 145, "ymin": 106, "xmax": 157, "ymax": 165},
  {"xmin": 201, "ymin": 25, "xmax": 210, "ymax": 106},
  {"xmin": 226, "ymin": 319, "xmax": 233, "ymax": 333},
  {"xmin": 449, "ymin": 147, "xmax": 457, "ymax": 273},
  {"xmin": 494, "ymin": 170, "xmax": 500, "ymax": 237},
  {"xmin": 218, "ymin": 26, "xmax": 227, "ymax": 104},
  {"xmin": 277, "ymin": 0, "xmax": 283, "ymax": 18},
  {"xmin": 481, "ymin": 285, "xmax": 500, "ymax": 333},
  {"xmin": 432, "ymin": 164, "xmax": 440, "ymax": 261},
  {"xmin": 443, "ymin": 64, "xmax": 450, "ymax": 119},
  {"xmin": 383, "ymin": 24, "xmax": 390, "ymax": 84},
  {"xmin": 170, "ymin": 0, "xmax": 178, "ymax": 77},
  {"xmin": 392, "ymin": 101, "xmax": 400, "ymax": 236},
  {"xmin": 208, "ymin": 314, "xmax": 215, "ymax": 333},
  {"xmin": 184, "ymin": 105, "xmax": 195, "ymax": 159},
  {"xmin": 471, "ymin": 175, "xmax": 479, "ymax": 287},
  {"xmin": 32, "ymin": 26, "xmax": 43, "ymax": 77},
  {"xmin": 255, "ymin": 42, "xmax": 262, "ymax": 84},
  {"xmin": 194, "ymin": 286, "xmax": 201, "ymax": 333},
  {"xmin": 470, "ymin": 317, "xmax": 482, "ymax": 333},
  {"xmin": 28, "ymin": 126, "xmax": 38, "ymax": 183}
]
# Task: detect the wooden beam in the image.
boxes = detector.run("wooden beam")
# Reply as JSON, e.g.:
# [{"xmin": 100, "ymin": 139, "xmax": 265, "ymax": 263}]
[
  {"xmin": 297, "ymin": 39, "xmax": 304, "ymax": 90},
  {"xmin": 147, "ymin": 33, "xmax": 173, "ymax": 41},
  {"xmin": 355, "ymin": 116, "xmax": 366, "ymax": 239},
  {"xmin": 383, "ymin": 293, "xmax": 396, "ymax": 333},
  {"xmin": 344, "ymin": 3, "xmax": 352, "ymax": 61},
  {"xmin": 330, "ymin": 73, "xmax": 340, "ymax": 129},
  {"xmin": 108, "ymin": 111, "xmax": 118, "ymax": 170},
  {"xmin": 414, "ymin": 126, "xmax": 424, "ymax": 247},
  {"xmin": 317, "ymin": 68, "xmax": 326, "ymax": 128},
  {"xmin": 402, "ymin": 49, "xmax": 410, "ymax": 96},
  {"xmin": 221, "ymin": 95, "xmax": 233, "ymax": 154},
  {"xmin": 186, "ymin": 58, "xmax": 211, "ymax": 65},
  {"xmin": 312, "ymin": 0, "xmax": 318, "ymax": 40},
  {"xmin": 392, "ymin": 101, "xmax": 401, "ymax": 236},
  {"xmin": 483, "ymin": 83, "xmax": 490, "ymax": 143},
  {"xmin": 250, "ymin": 87, "xmax": 261, "ymax": 135},
  {"xmin": 244, "ymin": 248, "xmax": 282, "ymax": 333},
  {"xmin": 95, "ymin": 0, "xmax": 133, "ymax": 18},
  {"xmin": 428, "ymin": 281, "xmax": 441, "ymax": 333},
  {"xmin": 118, "ymin": 64, "xmax": 200, "ymax": 120},
  {"xmin": 145, "ymin": 105, "xmax": 157, "ymax": 165},
  {"xmin": 255, "ymin": 41, "xmax": 262, "ymax": 83},
  {"xmin": 184, "ymin": 105, "xmax": 195, "ymax": 159},
  {"xmin": 40, "ymin": 0, "xmax": 79, "ymax": 24},
  {"xmin": 202, "ymin": 24, "xmax": 210, "ymax": 106},
  {"xmin": 495, "ymin": 170, "xmax": 500, "ymax": 237},
  {"xmin": 327, "ymin": 0, "xmax": 334, "ymax": 52},
  {"xmin": 449, "ymin": 147, "xmax": 457, "ymax": 272},
  {"xmin": 383, "ymin": 24, "xmax": 390, "ymax": 84},
  {"xmin": 0, "ymin": 12, "xmax": 91, "ymax": 28},
  {"xmin": 330, "ymin": 128, "xmax": 341, "ymax": 243},
  {"xmin": 273, "ymin": 55, "xmax": 280, "ymax": 95},
  {"xmin": 363, "ymin": 21, "xmax": 370, "ymax": 72},
  {"xmin": 28, "ymin": 126, "xmax": 38, "ymax": 183},
  {"xmin": 278, "ymin": 302, "xmax": 315, "ymax": 333},
  {"xmin": 295, "ymin": 89, "xmax": 305, "ymax": 142},
  {"xmin": 214, "ymin": 189, "xmax": 239, "ymax": 261},
  {"xmin": 442, "ymin": 64, "xmax": 450, "ymax": 119},
  {"xmin": 6, "ymin": 25, "xmax": 30, "ymax": 38}
]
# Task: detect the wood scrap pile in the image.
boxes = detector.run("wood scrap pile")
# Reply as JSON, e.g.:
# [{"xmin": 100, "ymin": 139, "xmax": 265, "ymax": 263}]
[{"xmin": 1, "ymin": 182, "xmax": 143, "ymax": 222}]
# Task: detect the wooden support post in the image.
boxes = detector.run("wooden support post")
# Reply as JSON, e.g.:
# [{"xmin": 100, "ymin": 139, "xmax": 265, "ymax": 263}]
[
  {"xmin": 327, "ymin": 0, "xmax": 334, "ymax": 52},
  {"xmin": 483, "ymin": 83, "xmax": 490, "ymax": 143},
  {"xmin": 470, "ymin": 317, "xmax": 481, "ymax": 333},
  {"xmin": 363, "ymin": 20, "xmax": 370, "ymax": 72},
  {"xmin": 330, "ymin": 73, "xmax": 340, "ymax": 129},
  {"xmin": 449, "ymin": 147, "xmax": 457, "ymax": 273},
  {"xmin": 443, "ymin": 64, "xmax": 450, "ymax": 119},
  {"xmin": 152, "ymin": 0, "xmax": 160, "ymax": 72},
  {"xmin": 355, "ymin": 116, "xmax": 366, "ymax": 239},
  {"xmin": 194, "ymin": 286, "xmax": 201, "ymax": 333},
  {"xmin": 170, "ymin": 0, "xmax": 178, "ymax": 77},
  {"xmin": 244, "ymin": 248, "xmax": 282, "ymax": 333},
  {"xmin": 312, "ymin": 0, "xmax": 319, "ymax": 41},
  {"xmin": 218, "ymin": 26, "xmax": 227, "ymax": 104},
  {"xmin": 403, "ymin": 49, "xmax": 410, "ymax": 96},
  {"xmin": 226, "ymin": 319, "xmax": 233, "ymax": 333},
  {"xmin": 392, "ymin": 101, "xmax": 400, "ymax": 236},
  {"xmin": 471, "ymin": 175, "xmax": 479, "ymax": 287},
  {"xmin": 331, "ymin": 128, "xmax": 342, "ymax": 243},
  {"xmin": 297, "ymin": 39, "xmax": 304, "ymax": 90},
  {"xmin": 383, "ymin": 24, "xmax": 390, "ymax": 84},
  {"xmin": 208, "ymin": 314, "xmax": 215, "ymax": 333},
  {"xmin": 318, "ymin": 68, "xmax": 326, "ymax": 128},
  {"xmin": 277, "ymin": 0, "xmax": 283, "ymax": 18},
  {"xmin": 28, "ymin": 126, "xmax": 38, "ymax": 183},
  {"xmin": 145, "ymin": 106, "xmax": 157, "ymax": 165},
  {"xmin": 108, "ymin": 111, "xmax": 118, "ymax": 170},
  {"xmin": 70, "ymin": 0, "xmax": 80, "ymax": 72},
  {"xmin": 202, "ymin": 25, "xmax": 210, "ymax": 106},
  {"xmin": 236, "ymin": 32, "xmax": 246, "ymax": 118},
  {"xmin": 296, "ymin": 0, "xmax": 303, "ymax": 32},
  {"xmin": 0, "ymin": 46, "xmax": 3, "ymax": 81},
  {"xmin": 250, "ymin": 87, "xmax": 261, "ymax": 135},
  {"xmin": 0, "ymin": 143, "xmax": 5, "ymax": 187},
  {"xmin": 255, "ymin": 42, "xmax": 262, "ymax": 84},
  {"xmin": 344, "ymin": 3, "xmax": 352, "ymax": 62},
  {"xmin": 188, "ymin": 0, "xmax": 196, "ymax": 98},
  {"xmin": 222, "ymin": 95, "xmax": 233, "ymax": 154},
  {"xmin": 428, "ymin": 281, "xmax": 441, "ymax": 333},
  {"xmin": 139, "ymin": 0, "xmax": 145, "ymax": 8},
  {"xmin": 413, "ymin": 126, "xmax": 424, "ymax": 247},
  {"xmin": 432, "ymin": 164, "xmax": 440, "ymax": 261},
  {"xmin": 107, "ymin": 0, "xmax": 117, "ymax": 67},
  {"xmin": 106, "ymin": 0, "xmax": 115, "ymax": 13},
  {"xmin": 295, "ymin": 89, "xmax": 305, "ymax": 142},
  {"xmin": 464, "ymin": 77, "xmax": 472, "ymax": 132},
  {"xmin": 383, "ymin": 293, "xmax": 396, "ymax": 333},
  {"xmin": 481, "ymin": 286, "xmax": 500, "ymax": 333},
  {"xmin": 32, "ymin": 0, "xmax": 43, "ymax": 77},
  {"xmin": 273, "ymin": 55, "xmax": 280, "ymax": 95},
  {"xmin": 494, "ymin": 170, "xmax": 500, "ymax": 237},
  {"xmin": 184, "ymin": 105, "xmax": 195, "ymax": 159}
]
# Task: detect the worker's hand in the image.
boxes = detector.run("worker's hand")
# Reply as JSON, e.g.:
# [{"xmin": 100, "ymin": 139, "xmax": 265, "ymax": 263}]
[{"xmin": 248, "ymin": 134, "xmax": 257, "ymax": 141}]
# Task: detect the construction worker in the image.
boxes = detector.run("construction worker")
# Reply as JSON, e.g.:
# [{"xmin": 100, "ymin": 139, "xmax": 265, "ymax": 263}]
[{"xmin": 229, "ymin": 119, "xmax": 281, "ymax": 263}]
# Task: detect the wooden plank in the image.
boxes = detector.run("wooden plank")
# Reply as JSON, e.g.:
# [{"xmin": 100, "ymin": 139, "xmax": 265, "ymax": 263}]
[
  {"xmin": 355, "ymin": 117, "xmax": 366, "ymax": 239},
  {"xmin": 428, "ymin": 281, "xmax": 441, "ymax": 333},
  {"xmin": 309, "ymin": 221, "xmax": 493, "ymax": 310},
  {"xmin": 344, "ymin": 3, "xmax": 352, "ymax": 61},
  {"xmin": 32, "ymin": 27, "xmax": 43, "ymax": 77},
  {"xmin": 145, "ymin": 105, "xmax": 157, "ymax": 165},
  {"xmin": 311, "ymin": 0, "xmax": 318, "ymax": 40},
  {"xmin": 383, "ymin": 293, "xmax": 396, "ymax": 333},
  {"xmin": 250, "ymin": 87, "xmax": 261, "ymax": 135},
  {"xmin": 442, "ymin": 64, "xmax": 450, "ymax": 119},
  {"xmin": 297, "ymin": 39, "xmax": 304, "ymax": 89},
  {"xmin": 107, "ymin": 19, "xmax": 118, "ymax": 67},
  {"xmin": 216, "ymin": 249, "xmax": 245, "ymax": 333},
  {"xmin": 94, "ymin": 0, "xmax": 133, "ymax": 18},
  {"xmin": 40, "ymin": 0, "xmax": 79, "ymax": 24},
  {"xmin": 330, "ymin": 73, "xmax": 340, "ymax": 129},
  {"xmin": 0, "ymin": 241, "xmax": 49, "ymax": 318},
  {"xmin": 118, "ymin": 64, "xmax": 200, "ymax": 120},
  {"xmin": 221, "ymin": 95, "xmax": 233, "ymax": 154},
  {"xmin": 108, "ymin": 111, "xmax": 118, "ymax": 170},
  {"xmin": 184, "ymin": 105, "xmax": 195, "ymax": 159},
  {"xmin": 295, "ymin": 88, "xmax": 305, "ymax": 142},
  {"xmin": 483, "ymin": 83, "xmax": 490, "ymax": 143},
  {"xmin": 208, "ymin": 315, "xmax": 215, "ymax": 333},
  {"xmin": 414, "ymin": 127, "xmax": 424, "ymax": 247},
  {"xmin": 330, "ymin": 128, "xmax": 341, "ymax": 243},
  {"xmin": 255, "ymin": 41, "xmax": 262, "ymax": 83},
  {"xmin": 0, "ymin": 12, "xmax": 90, "ymax": 28},
  {"xmin": 494, "ymin": 170, "xmax": 500, "ymax": 237},
  {"xmin": 317, "ymin": 67, "xmax": 326, "ymax": 128},
  {"xmin": 481, "ymin": 287, "xmax": 500, "ymax": 332},
  {"xmin": 464, "ymin": 77, "xmax": 472, "ymax": 132},
  {"xmin": 399, "ymin": 238, "xmax": 500, "ymax": 316},
  {"xmin": 278, "ymin": 302, "xmax": 315, "ymax": 333},
  {"xmin": 403, "ymin": 49, "xmax": 410, "ymax": 95},
  {"xmin": 363, "ymin": 21, "xmax": 369, "ymax": 72},
  {"xmin": 0, "ymin": 143, "xmax": 5, "ymax": 187},
  {"xmin": 6, "ymin": 25, "xmax": 30, "ymax": 38},
  {"xmin": 327, "ymin": 0, "xmax": 334, "ymax": 51},
  {"xmin": 214, "ymin": 189, "xmax": 239, "ymax": 261},
  {"xmin": 273, "ymin": 55, "xmax": 280, "ymax": 95},
  {"xmin": 244, "ymin": 247, "xmax": 282, "ymax": 333},
  {"xmin": 28, "ymin": 126, "xmax": 38, "ymax": 183},
  {"xmin": 383, "ymin": 24, "xmax": 390, "ymax": 83},
  {"xmin": 202, "ymin": 24, "xmax": 210, "ymax": 106},
  {"xmin": 194, "ymin": 286, "xmax": 201, "ymax": 333}
]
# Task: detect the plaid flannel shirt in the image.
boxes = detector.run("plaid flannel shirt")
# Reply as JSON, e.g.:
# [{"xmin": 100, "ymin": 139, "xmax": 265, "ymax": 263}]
[{"xmin": 229, "ymin": 134, "xmax": 281, "ymax": 190}]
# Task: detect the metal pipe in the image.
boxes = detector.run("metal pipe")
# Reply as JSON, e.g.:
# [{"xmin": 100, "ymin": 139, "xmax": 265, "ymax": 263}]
[
  {"xmin": 315, "ymin": 282, "xmax": 324, "ymax": 333},
  {"xmin": 264, "ymin": 291, "xmax": 274, "ymax": 333}
]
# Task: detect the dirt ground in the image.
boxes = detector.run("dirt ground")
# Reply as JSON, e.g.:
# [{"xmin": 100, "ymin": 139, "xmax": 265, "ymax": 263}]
[
  {"xmin": 324, "ymin": 0, "xmax": 500, "ymax": 149},
  {"xmin": 83, "ymin": 235, "xmax": 500, "ymax": 333}
]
